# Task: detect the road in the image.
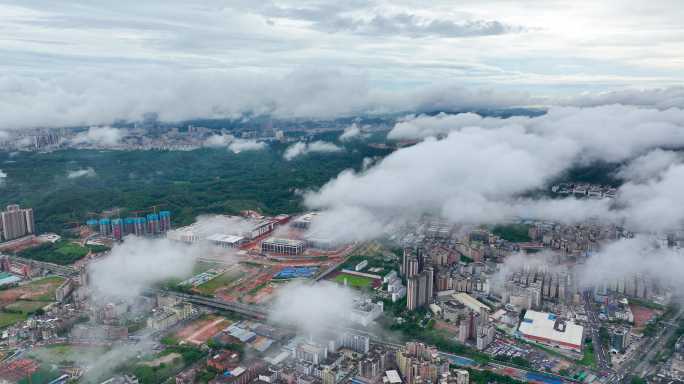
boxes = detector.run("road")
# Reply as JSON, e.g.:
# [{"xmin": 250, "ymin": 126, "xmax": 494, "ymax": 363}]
[
  {"xmin": 582, "ymin": 291, "xmax": 612, "ymax": 372},
  {"xmin": 613, "ymin": 308, "xmax": 682, "ymax": 383}
]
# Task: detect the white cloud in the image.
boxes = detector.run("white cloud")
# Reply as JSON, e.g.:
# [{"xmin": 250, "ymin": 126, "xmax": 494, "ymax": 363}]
[
  {"xmin": 228, "ymin": 139, "xmax": 266, "ymax": 154},
  {"xmin": 204, "ymin": 134, "xmax": 266, "ymax": 153},
  {"xmin": 187, "ymin": 214, "xmax": 256, "ymax": 238},
  {"xmin": 67, "ymin": 167, "xmax": 96, "ymax": 179},
  {"xmin": 339, "ymin": 123, "xmax": 364, "ymax": 141},
  {"xmin": 283, "ymin": 142, "xmax": 307, "ymax": 161},
  {"xmin": 0, "ymin": 170, "xmax": 6, "ymax": 178},
  {"xmin": 204, "ymin": 134, "xmax": 236, "ymax": 148},
  {"xmin": 316, "ymin": 13, "xmax": 524, "ymax": 38},
  {"xmin": 269, "ymin": 281, "xmax": 357, "ymax": 336},
  {"xmin": 568, "ymin": 87, "xmax": 684, "ymax": 110},
  {"xmin": 71, "ymin": 126, "xmax": 126, "ymax": 147},
  {"xmin": 389, "ymin": 106, "xmax": 684, "ymax": 163},
  {"xmin": 305, "ymin": 105, "xmax": 684, "ymax": 242},
  {"xmin": 617, "ymin": 163, "xmax": 684, "ymax": 232},
  {"xmin": 88, "ymin": 237, "xmax": 200, "ymax": 301},
  {"xmin": 616, "ymin": 149, "xmax": 682, "ymax": 182},
  {"xmin": 577, "ymin": 236, "xmax": 684, "ymax": 291},
  {"xmin": 284, "ymin": 140, "xmax": 342, "ymax": 161}
]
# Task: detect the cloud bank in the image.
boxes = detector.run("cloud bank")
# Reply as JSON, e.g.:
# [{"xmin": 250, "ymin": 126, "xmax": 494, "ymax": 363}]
[
  {"xmin": 305, "ymin": 105, "xmax": 684, "ymax": 242},
  {"xmin": 615, "ymin": 149, "xmax": 682, "ymax": 182},
  {"xmin": 577, "ymin": 236, "xmax": 684, "ymax": 291}
]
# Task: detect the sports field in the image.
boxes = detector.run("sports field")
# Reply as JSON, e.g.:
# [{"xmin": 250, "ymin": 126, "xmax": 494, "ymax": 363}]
[
  {"xmin": 333, "ymin": 273, "xmax": 373, "ymax": 289},
  {"xmin": 195, "ymin": 270, "xmax": 241, "ymax": 295}
]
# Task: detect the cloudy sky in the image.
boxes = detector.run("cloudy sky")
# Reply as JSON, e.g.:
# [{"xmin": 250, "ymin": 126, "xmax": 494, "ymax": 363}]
[{"xmin": 1, "ymin": 0, "xmax": 684, "ymax": 129}]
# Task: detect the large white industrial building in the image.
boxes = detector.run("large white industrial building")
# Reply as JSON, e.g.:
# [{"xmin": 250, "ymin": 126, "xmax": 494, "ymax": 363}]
[{"xmin": 518, "ymin": 310, "xmax": 584, "ymax": 352}]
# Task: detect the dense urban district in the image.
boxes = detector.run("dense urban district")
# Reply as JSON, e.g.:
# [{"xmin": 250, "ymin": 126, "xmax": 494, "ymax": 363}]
[{"xmin": 0, "ymin": 123, "xmax": 680, "ymax": 384}]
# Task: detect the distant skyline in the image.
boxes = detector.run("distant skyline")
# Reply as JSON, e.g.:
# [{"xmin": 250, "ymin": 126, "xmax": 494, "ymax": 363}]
[{"xmin": 1, "ymin": 0, "xmax": 684, "ymax": 129}]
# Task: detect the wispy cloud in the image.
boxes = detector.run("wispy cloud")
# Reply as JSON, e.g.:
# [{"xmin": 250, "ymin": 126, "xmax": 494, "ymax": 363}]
[
  {"xmin": 283, "ymin": 140, "xmax": 343, "ymax": 161},
  {"xmin": 67, "ymin": 167, "xmax": 96, "ymax": 179}
]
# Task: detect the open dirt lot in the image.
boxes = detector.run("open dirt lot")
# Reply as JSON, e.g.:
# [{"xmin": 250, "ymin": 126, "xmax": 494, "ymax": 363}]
[{"xmin": 176, "ymin": 316, "xmax": 230, "ymax": 345}]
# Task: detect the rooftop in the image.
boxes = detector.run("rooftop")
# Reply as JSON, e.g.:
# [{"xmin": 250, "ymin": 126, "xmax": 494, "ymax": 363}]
[
  {"xmin": 262, "ymin": 237, "xmax": 305, "ymax": 246},
  {"xmin": 518, "ymin": 310, "xmax": 584, "ymax": 348}
]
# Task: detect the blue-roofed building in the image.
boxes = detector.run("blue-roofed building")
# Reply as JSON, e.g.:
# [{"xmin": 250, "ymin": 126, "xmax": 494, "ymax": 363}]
[
  {"xmin": 526, "ymin": 372, "xmax": 563, "ymax": 384},
  {"xmin": 0, "ymin": 272, "xmax": 21, "ymax": 287}
]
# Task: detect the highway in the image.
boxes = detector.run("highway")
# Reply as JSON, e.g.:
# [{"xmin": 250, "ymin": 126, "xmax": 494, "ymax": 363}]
[
  {"xmin": 169, "ymin": 292, "xmax": 268, "ymax": 319},
  {"xmin": 171, "ymin": 290, "xmax": 585, "ymax": 383}
]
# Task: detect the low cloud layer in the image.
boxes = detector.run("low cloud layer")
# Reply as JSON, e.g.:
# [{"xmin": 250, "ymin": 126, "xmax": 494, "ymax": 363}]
[
  {"xmin": 491, "ymin": 237, "xmax": 684, "ymax": 296},
  {"xmin": 618, "ymin": 162, "xmax": 684, "ymax": 232},
  {"xmin": 339, "ymin": 123, "xmax": 367, "ymax": 142},
  {"xmin": 269, "ymin": 281, "xmax": 357, "ymax": 336},
  {"xmin": 187, "ymin": 214, "xmax": 256, "ymax": 238},
  {"xmin": 67, "ymin": 167, "xmax": 96, "ymax": 179},
  {"xmin": 71, "ymin": 126, "xmax": 126, "ymax": 147},
  {"xmin": 388, "ymin": 106, "xmax": 684, "ymax": 163},
  {"xmin": 204, "ymin": 134, "xmax": 266, "ymax": 154},
  {"xmin": 305, "ymin": 105, "xmax": 684, "ymax": 242},
  {"xmin": 568, "ymin": 87, "xmax": 684, "ymax": 110},
  {"xmin": 283, "ymin": 141, "xmax": 343, "ymax": 161},
  {"xmin": 88, "ymin": 237, "xmax": 200, "ymax": 302},
  {"xmin": 615, "ymin": 149, "xmax": 682, "ymax": 182},
  {"xmin": 577, "ymin": 236, "xmax": 684, "ymax": 291},
  {"xmin": 3, "ymin": 66, "xmax": 684, "ymax": 133}
]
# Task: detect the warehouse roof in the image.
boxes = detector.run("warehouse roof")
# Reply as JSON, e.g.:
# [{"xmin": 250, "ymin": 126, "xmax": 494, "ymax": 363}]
[
  {"xmin": 518, "ymin": 310, "xmax": 583, "ymax": 348},
  {"xmin": 452, "ymin": 292, "xmax": 490, "ymax": 313}
]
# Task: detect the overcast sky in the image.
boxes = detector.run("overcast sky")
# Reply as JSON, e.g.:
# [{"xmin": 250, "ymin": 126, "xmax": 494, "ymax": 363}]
[{"xmin": 1, "ymin": 0, "xmax": 684, "ymax": 128}]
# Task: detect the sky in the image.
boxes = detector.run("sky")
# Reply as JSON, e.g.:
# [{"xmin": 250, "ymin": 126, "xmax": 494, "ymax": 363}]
[{"xmin": 1, "ymin": 0, "xmax": 684, "ymax": 129}]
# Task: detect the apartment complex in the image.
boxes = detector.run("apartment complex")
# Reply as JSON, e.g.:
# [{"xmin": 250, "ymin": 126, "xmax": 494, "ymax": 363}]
[{"xmin": 0, "ymin": 205, "xmax": 35, "ymax": 242}]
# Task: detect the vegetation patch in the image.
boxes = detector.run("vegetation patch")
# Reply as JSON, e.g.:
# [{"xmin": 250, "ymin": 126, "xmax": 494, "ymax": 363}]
[
  {"xmin": 17, "ymin": 240, "xmax": 95, "ymax": 264},
  {"xmin": 491, "ymin": 224, "xmax": 532, "ymax": 243},
  {"xmin": 195, "ymin": 271, "xmax": 240, "ymax": 295},
  {"xmin": 0, "ymin": 311, "xmax": 26, "ymax": 328},
  {"xmin": 4, "ymin": 300, "xmax": 50, "ymax": 315}
]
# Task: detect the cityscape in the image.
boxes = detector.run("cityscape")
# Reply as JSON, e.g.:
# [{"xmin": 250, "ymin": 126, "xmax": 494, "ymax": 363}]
[{"xmin": 1, "ymin": 1, "xmax": 684, "ymax": 384}]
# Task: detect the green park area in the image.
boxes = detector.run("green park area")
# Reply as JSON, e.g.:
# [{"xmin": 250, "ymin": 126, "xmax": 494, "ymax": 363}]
[
  {"xmin": 0, "ymin": 312, "xmax": 27, "ymax": 328},
  {"xmin": 17, "ymin": 240, "xmax": 106, "ymax": 265}
]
